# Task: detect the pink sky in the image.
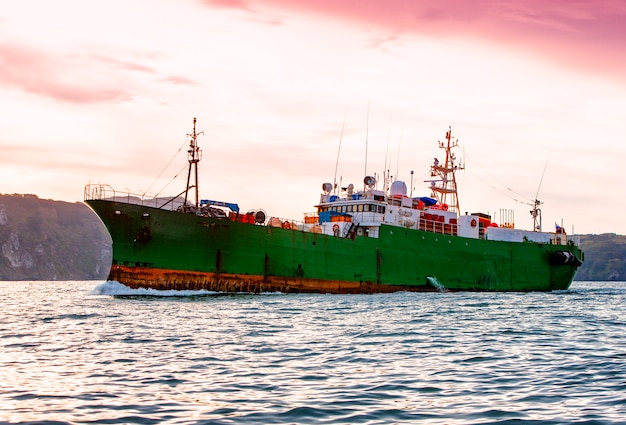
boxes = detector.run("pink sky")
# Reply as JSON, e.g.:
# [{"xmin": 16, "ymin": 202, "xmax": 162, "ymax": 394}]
[
  {"xmin": 210, "ymin": 0, "xmax": 626, "ymax": 77},
  {"xmin": 1, "ymin": 0, "xmax": 625, "ymax": 234}
]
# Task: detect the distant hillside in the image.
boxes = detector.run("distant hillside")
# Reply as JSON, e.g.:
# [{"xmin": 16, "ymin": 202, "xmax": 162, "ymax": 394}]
[
  {"xmin": 0, "ymin": 194, "xmax": 111, "ymax": 280},
  {"xmin": 575, "ymin": 233, "xmax": 626, "ymax": 281},
  {"xmin": 0, "ymin": 193, "xmax": 623, "ymax": 281}
]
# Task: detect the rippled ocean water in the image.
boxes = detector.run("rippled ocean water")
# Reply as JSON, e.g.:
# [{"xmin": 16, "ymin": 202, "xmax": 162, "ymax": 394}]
[{"xmin": 1, "ymin": 281, "xmax": 624, "ymax": 424}]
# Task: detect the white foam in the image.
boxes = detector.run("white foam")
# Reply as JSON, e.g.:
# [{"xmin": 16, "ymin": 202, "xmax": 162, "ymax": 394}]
[
  {"xmin": 90, "ymin": 280, "xmax": 220, "ymax": 297},
  {"xmin": 426, "ymin": 276, "xmax": 448, "ymax": 292}
]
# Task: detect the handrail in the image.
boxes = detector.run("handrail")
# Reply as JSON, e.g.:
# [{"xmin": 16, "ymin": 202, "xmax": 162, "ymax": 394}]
[{"xmin": 83, "ymin": 183, "xmax": 182, "ymax": 211}]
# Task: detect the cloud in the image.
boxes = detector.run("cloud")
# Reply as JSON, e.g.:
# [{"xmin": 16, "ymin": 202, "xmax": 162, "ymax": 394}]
[
  {"xmin": 161, "ymin": 75, "xmax": 198, "ymax": 85},
  {"xmin": 89, "ymin": 55, "xmax": 156, "ymax": 73},
  {"xmin": 199, "ymin": 0, "xmax": 252, "ymax": 11},
  {"xmin": 225, "ymin": 0, "xmax": 626, "ymax": 81},
  {"xmin": 199, "ymin": 0, "xmax": 284, "ymax": 25},
  {"xmin": 0, "ymin": 43, "xmax": 134, "ymax": 104}
]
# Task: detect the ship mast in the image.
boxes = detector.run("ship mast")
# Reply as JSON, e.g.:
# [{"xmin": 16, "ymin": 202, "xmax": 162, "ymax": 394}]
[
  {"xmin": 183, "ymin": 117, "xmax": 203, "ymax": 210},
  {"xmin": 530, "ymin": 199, "xmax": 542, "ymax": 232},
  {"xmin": 427, "ymin": 127, "xmax": 463, "ymax": 213}
]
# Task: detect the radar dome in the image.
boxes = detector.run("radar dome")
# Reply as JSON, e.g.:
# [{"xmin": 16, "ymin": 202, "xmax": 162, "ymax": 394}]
[{"xmin": 390, "ymin": 180, "xmax": 407, "ymax": 197}]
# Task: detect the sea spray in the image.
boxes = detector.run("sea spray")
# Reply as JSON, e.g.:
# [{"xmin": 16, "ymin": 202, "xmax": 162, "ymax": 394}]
[
  {"xmin": 426, "ymin": 276, "xmax": 448, "ymax": 292},
  {"xmin": 90, "ymin": 280, "xmax": 219, "ymax": 297}
]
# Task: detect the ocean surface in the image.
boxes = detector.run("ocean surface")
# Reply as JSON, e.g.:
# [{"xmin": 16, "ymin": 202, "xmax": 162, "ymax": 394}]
[{"xmin": 1, "ymin": 281, "xmax": 624, "ymax": 425}]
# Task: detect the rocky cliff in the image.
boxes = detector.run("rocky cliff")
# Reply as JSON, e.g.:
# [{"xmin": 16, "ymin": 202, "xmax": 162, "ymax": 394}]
[{"xmin": 0, "ymin": 194, "xmax": 111, "ymax": 280}]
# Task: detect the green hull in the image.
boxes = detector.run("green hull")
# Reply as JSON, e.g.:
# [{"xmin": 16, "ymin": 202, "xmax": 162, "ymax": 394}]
[{"xmin": 86, "ymin": 199, "xmax": 582, "ymax": 293}]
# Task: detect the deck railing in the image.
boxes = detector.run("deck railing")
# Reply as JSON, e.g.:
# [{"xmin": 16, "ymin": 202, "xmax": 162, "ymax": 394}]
[{"xmin": 84, "ymin": 184, "xmax": 183, "ymax": 211}]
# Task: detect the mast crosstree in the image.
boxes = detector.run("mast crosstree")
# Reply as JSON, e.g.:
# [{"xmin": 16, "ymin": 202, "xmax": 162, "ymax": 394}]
[{"xmin": 426, "ymin": 127, "xmax": 464, "ymax": 213}]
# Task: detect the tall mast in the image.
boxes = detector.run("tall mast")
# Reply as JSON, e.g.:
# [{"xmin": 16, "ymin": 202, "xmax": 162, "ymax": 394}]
[
  {"xmin": 364, "ymin": 102, "xmax": 369, "ymax": 190},
  {"xmin": 427, "ymin": 127, "xmax": 463, "ymax": 213},
  {"xmin": 183, "ymin": 117, "xmax": 203, "ymax": 209},
  {"xmin": 530, "ymin": 199, "xmax": 542, "ymax": 232}
]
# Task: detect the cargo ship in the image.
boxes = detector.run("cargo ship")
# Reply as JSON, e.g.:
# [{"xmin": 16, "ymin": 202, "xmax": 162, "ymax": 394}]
[{"xmin": 85, "ymin": 118, "xmax": 583, "ymax": 293}]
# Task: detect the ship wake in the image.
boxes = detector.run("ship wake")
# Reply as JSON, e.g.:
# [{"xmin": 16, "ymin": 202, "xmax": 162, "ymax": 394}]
[
  {"xmin": 91, "ymin": 280, "xmax": 221, "ymax": 297},
  {"xmin": 90, "ymin": 280, "xmax": 285, "ymax": 297}
]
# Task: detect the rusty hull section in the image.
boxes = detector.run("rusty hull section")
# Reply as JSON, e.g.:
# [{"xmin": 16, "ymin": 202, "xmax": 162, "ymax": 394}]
[{"xmin": 108, "ymin": 265, "xmax": 438, "ymax": 294}]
